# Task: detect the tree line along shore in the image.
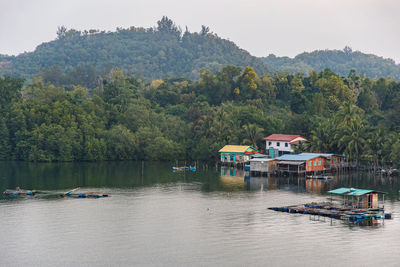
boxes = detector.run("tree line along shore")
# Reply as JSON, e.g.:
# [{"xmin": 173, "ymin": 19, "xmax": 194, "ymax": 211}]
[{"xmin": 0, "ymin": 65, "xmax": 399, "ymax": 167}]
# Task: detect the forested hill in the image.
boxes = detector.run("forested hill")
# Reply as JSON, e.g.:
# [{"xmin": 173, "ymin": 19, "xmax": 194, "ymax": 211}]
[
  {"xmin": 261, "ymin": 47, "xmax": 400, "ymax": 80},
  {"xmin": 2, "ymin": 17, "xmax": 400, "ymax": 82},
  {"xmin": 0, "ymin": 17, "xmax": 271, "ymax": 80}
]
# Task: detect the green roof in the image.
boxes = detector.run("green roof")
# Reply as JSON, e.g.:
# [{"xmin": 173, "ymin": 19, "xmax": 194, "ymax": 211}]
[
  {"xmin": 328, "ymin": 188, "xmax": 353, "ymax": 195},
  {"xmin": 328, "ymin": 187, "xmax": 386, "ymax": 196}
]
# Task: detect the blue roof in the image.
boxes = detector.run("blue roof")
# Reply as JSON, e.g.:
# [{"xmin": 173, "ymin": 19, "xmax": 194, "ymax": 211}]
[
  {"xmin": 275, "ymin": 154, "xmax": 323, "ymax": 161},
  {"xmin": 328, "ymin": 187, "xmax": 386, "ymax": 196},
  {"xmin": 251, "ymin": 154, "xmax": 269, "ymax": 158},
  {"xmin": 300, "ymin": 153, "xmax": 345, "ymax": 157}
]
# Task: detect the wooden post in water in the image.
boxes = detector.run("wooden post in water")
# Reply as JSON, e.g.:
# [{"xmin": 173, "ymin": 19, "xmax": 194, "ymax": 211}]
[{"xmin": 141, "ymin": 160, "xmax": 144, "ymax": 185}]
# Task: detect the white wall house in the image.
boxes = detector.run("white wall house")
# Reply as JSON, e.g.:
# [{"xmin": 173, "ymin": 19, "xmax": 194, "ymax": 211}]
[{"xmin": 264, "ymin": 134, "xmax": 308, "ymax": 158}]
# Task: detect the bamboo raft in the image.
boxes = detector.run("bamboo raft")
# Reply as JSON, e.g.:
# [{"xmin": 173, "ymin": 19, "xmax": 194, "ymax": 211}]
[{"xmin": 269, "ymin": 202, "xmax": 392, "ymax": 222}]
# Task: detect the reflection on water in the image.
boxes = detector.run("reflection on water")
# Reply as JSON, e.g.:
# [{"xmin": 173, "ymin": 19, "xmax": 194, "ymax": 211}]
[
  {"xmin": 1, "ymin": 162, "xmax": 400, "ymax": 266},
  {"xmin": 305, "ymin": 178, "xmax": 334, "ymax": 193},
  {"xmin": 1, "ymin": 162, "xmax": 398, "ymax": 201},
  {"xmin": 219, "ymin": 165, "xmax": 400, "ymax": 200}
]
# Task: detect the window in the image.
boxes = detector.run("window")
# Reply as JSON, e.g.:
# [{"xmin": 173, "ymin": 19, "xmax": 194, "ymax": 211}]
[
  {"xmin": 333, "ymin": 157, "xmax": 337, "ymax": 163},
  {"xmin": 268, "ymin": 141, "xmax": 272, "ymax": 146},
  {"xmin": 318, "ymin": 160, "xmax": 321, "ymax": 166},
  {"xmin": 309, "ymin": 161, "xmax": 312, "ymax": 166},
  {"xmin": 285, "ymin": 143, "xmax": 288, "ymax": 147},
  {"xmin": 277, "ymin": 142, "xmax": 280, "ymax": 147},
  {"xmin": 314, "ymin": 161, "xmax": 317, "ymax": 166}
]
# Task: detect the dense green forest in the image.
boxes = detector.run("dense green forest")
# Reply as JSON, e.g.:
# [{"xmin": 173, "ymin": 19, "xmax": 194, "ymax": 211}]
[
  {"xmin": 262, "ymin": 47, "xmax": 400, "ymax": 80},
  {"xmin": 0, "ymin": 65, "xmax": 399, "ymax": 167},
  {"xmin": 0, "ymin": 17, "xmax": 270, "ymax": 80},
  {"xmin": 1, "ymin": 17, "xmax": 400, "ymax": 81}
]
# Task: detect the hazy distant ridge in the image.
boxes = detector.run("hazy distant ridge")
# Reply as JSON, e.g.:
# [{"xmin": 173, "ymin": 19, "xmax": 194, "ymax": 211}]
[{"xmin": 262, "ymin": 47, "xmax": 400, "ymax": 79}]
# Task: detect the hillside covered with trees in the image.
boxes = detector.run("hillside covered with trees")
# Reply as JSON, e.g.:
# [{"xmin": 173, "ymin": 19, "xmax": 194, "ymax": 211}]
[
  {"xmin": 262, "ymin": 47, "xmax": 400, "ymax": 80},
  {"xmin": 0, "ymin": 65, "xmax": 399, "ymax": 168},
  {"xmin": 0, "ymin": 17, "xmax": 270, "ymax": 81},
  {"xmin": 2, "ymin": 18, "xmax": 400, "ymax": 82}
]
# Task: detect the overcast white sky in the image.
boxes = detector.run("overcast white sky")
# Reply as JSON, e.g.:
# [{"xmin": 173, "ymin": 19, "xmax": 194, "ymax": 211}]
[{"xmin": 1, "ymin": 0, "xmax": 399, "ymax": 62}]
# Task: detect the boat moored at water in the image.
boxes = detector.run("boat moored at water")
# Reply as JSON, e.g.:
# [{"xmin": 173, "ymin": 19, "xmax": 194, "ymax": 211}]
[{"xmin": 172, "ymin": 166, "xmax": 196, "ymax": 172}]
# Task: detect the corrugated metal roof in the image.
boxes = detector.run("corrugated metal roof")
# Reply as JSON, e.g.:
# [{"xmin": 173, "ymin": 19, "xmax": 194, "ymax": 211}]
[
  {"xmin": 277, "ymin": 161, "xmax": 305, "ymax": 165},
  {"xmin": 275, "ymin": 154, "xmax": 323, "ymax": 161},
  {"xmin": 328, "ymin": 187, "xmax": 386, "ymax": 196},
  {"xmin": 218, "ymin": 145, "xmax": 257, "ymax": 153},
  {"xmin": 251, "ymin": 154, "xmax": 268, "ymax": 158},
  {"xmin": 348, "ymin": 189, "xmax": 374, "ymax": 196},
  {"xmin": 250, "ymin": 158, "xmax": 275, "ymax": 162},
  {"xmin": 300, "ymin": 153, "xmax": 345, "ymax": 158},
  {"xmin": 264, "ymin": 134, "xmax": 306, "ymax": 142},
  {"xmin": 328, "ymin": 188, "xmax": 353, "ymax": 194}
]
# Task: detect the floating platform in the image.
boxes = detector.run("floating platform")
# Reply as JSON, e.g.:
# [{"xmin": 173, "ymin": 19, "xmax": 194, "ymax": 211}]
[
  {"xmin": 3, "ymin": 189, "xmax": 36, "ymax": 196},
  {"xmin": 269, "ymin": 202, "xmax": 392, "ymax": 222},
  {"xmin": 62, "ymin": 192, "xmax": 109, "ymax": 198}
]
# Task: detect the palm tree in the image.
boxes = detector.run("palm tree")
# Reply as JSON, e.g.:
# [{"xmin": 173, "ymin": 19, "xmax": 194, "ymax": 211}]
[
  {"xmin": 364, "ymin": 127, "xmax": 385, "ymax": 171},
  {"xmin": 337, "ymin": 120, "xmax": 366, "ymax": 166},
  {"xmin": 242, "ymin": 124, "xmax": 264, "ymax": 149},
  {"xmin": 293, "ymin": 141, "xmax": 310, "ymax": 154},
  {"xmin": 335, "ymin": 102, "xmax": 363, "ymax": 127},
  {"xmin": 310, "ymin": 118, "xmax": 336, "ymax": 153}
]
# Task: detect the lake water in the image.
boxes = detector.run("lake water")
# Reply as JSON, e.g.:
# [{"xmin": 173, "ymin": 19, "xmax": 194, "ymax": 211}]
[{"xmin": 1, "ymin": 161, "xmax": 400, "ymax": 266}]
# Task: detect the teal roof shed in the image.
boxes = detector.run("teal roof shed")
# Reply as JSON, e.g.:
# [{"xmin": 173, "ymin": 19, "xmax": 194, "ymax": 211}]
[{"xmin": 328, "ymin": 187, "xmax": 386, "ymax": 196}]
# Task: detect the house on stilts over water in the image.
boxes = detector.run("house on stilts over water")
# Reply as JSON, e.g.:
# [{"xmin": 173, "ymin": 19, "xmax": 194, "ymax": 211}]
[{"xmin": 219, "ymin": 145, "xmax": 258, "ymax": 167}]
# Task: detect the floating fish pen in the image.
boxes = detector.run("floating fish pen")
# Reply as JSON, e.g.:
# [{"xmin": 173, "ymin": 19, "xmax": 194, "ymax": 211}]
[
  {"xmin": 3, "ymin": 188, "xmax": 36, "ymax": 196},
  {"xmin": 62, "ymin": 192, "xmax": 109, "ymax": 198},
  {"xmin": 269, "ymin": 188, "xmax": 392, "ymax": 223},
  {"xmin": 61, "ymin": 188, "xmax": 109, "ymax": 198}
]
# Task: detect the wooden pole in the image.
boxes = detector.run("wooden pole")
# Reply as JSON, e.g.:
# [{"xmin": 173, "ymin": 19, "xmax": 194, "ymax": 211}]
[{"xmin": 64, "ymin": 187, "xmax": 80, "ymax": 195}]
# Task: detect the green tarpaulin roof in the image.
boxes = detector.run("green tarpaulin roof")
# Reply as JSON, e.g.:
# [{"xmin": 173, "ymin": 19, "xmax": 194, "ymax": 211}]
[{"xmin": 328, "ymin": 187, "xmax": 386, "ymax": 196}]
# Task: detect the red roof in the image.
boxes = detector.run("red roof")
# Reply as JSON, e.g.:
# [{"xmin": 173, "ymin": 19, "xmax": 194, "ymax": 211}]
[{"xmin": 263, "ymin": 134, "xmax": 307, "ymax": 142}]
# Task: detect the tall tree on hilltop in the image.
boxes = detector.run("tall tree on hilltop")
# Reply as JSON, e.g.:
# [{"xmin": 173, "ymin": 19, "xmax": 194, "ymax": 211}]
[{"xmin": 157, "ymin": 16, "xmax": 181, "ymax": 36}]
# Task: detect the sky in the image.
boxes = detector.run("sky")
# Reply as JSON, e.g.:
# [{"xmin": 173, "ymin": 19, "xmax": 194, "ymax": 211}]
[{"xmin": 1, "ymin": 0, "xmax": 399, "ymax": 62}]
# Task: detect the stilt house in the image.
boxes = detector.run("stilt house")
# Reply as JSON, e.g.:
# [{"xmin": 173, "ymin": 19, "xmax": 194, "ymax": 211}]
[
  {"xmin": 264, "ymin": 134, "xmax": 308, "ymax": 158},
  {"xmin": 219, "ymin": 145, "xmax": 258, "ymax": 164}
]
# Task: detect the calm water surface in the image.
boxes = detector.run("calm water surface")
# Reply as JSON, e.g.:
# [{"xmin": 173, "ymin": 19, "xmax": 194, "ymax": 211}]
[{"xmin": 0, "ymin": 162, "xmax": 400, "ymax": 266}]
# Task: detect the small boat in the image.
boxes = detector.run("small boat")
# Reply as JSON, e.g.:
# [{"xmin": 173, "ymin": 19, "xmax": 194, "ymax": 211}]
[
  {"xmin": 172, "ymin": 166, "xmax": 196, "ymax": 172},
  {"xmin": 306, "ymin": 174, "xmax": 332, "ymax": 180},
  {"xmin": 3, "ymin": 187, "xmax": 36, "ymax": 196}
]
